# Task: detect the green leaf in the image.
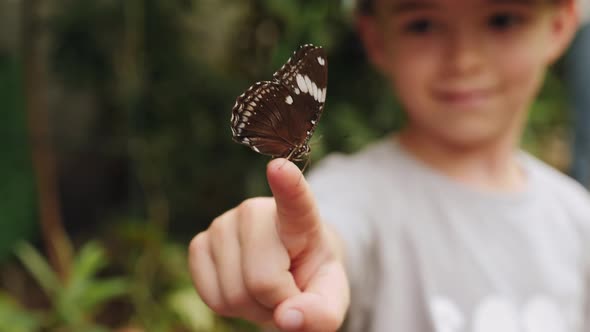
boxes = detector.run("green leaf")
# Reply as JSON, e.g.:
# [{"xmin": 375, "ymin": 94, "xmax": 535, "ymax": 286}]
[
  {"xmin": 71, "ymin": 242, "xmax": 107, "ymax": 281},
  {"xmin": 166, "ymin": 286, "xmax": 215, "ymax": 331},
  {"xmin": 58, "ymin": 242, "xmax": 127, "ymax": 322},
  {"xmin": 0, "ymin": 292, "xmax": 43, "ymax": 332},
  {"xmin": 79, "ymin": 278, "xmax": 129, "ymax": 312},
  {"xmin": 14, "ymin": 242, "xmax": 61, "ymax": 299}
]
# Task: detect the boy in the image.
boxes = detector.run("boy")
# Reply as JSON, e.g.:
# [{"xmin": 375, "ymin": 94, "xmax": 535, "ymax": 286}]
[{"xmin": 189, "ymin": 0, "xmax": 590, "ymax": 331}]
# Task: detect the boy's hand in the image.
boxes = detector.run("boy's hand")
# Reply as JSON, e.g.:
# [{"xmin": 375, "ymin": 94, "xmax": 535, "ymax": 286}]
[{"xmin": 188, "ymin": 158, "xmax": 350, "ymax": 332}]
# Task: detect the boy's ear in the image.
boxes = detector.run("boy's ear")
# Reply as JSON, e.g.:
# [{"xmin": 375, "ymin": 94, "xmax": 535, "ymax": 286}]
[
  {"xmin": 545, "ymin": 2, "xmax": 579, "ymax": 65},
  {"xmin": 356, "ymin": 15, "xmax": 390, "ymax": 73}
]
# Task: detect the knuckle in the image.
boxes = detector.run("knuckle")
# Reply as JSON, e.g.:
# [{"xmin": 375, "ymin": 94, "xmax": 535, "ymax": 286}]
[
  {"xmin": 244, "ymin": 272, "xmax": 282, "ymax": 297},
  {"xmin": 209, "ymin": 215, "xmax": 229, "ymax": 238},
  {"xmin": 277, "ymin": 209, "xmax": 321, "ymax": 239},
  {"xmin": 238, "ymin": 197, "xmax": 272, "ymax": 219},
  {"xmin": 189, "ymin": 232, "xmax": 208, "ymax": 256},
  {"xmin": 224, "ymin": 288, "xmax": 251, "ymax": 310},
  {"xmin": 201, "ymin": 296, "xmax": 227, "ymax": 315},
  {"xmin": 208, "ymin": 207, "xmax": 240, "ymax": 238},
  {"xmin": 188, "ymin": 234, "xmax": 209, "ymax": 276},
  {"xmin": 244, "ymin": 265, "xmax": 280, "ymax": 294}
]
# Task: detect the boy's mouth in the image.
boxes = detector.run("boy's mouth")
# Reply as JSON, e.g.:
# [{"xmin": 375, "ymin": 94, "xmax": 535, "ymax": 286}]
[{"xmin": 433, "ymin": 88, "xmax": 495, "ymax": 109}]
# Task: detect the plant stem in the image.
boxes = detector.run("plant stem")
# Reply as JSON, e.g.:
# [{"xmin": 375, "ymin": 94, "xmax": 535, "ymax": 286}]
[{"xmin": 21, "ymin": 0, "xmax": 73, "ymax": 280}]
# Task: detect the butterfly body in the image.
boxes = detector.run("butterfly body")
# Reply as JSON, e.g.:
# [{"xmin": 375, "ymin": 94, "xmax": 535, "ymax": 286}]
[{"xmin": 231, "ymin": 44, "xmax": 328, "ymax": 162}]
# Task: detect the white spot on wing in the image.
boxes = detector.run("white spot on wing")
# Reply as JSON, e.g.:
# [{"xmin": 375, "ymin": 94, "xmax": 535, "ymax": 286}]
[
  {"xmin": 294, "ymin": 88, "xmax": 300, "ymax": 95},
  {"xmin": 304, "ymin": 75, "xmax": 313, "ymax": 96},
  {"xmin": 317, "ymin": 57, "xmax": 325, "ymax": 66},
  {"xmin": 286, "ymin": 95, "xmax": 293, "ymax": 105},
  {"xmin": 311, "ymin": 82, "xmax": 318, "ymax": 101},
  {"xmin": 296, "ymin": 74, "xmax": 308, "ymax": 93},
  {"xmin": 252, "ymin": 146, "xmax": 261, "ymax": 153}
]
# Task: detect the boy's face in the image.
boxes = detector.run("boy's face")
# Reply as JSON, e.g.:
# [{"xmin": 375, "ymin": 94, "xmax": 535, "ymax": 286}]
[{"xmin": 359, "ymin": 0, "xmax": 577, "ymax": 148}]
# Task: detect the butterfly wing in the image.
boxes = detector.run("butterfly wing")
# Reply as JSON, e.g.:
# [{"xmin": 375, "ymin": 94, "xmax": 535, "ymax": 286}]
[
  {"xmin": 273, "ymin": 44, "xmax": 328, "ymax": 128},
  {"xmin": 231, "ymin": 44, "xmax": 328, "ymax": 160},
  {"xmin": 231, "ymin": 81, "xmax": 305, "ymax": 158}
]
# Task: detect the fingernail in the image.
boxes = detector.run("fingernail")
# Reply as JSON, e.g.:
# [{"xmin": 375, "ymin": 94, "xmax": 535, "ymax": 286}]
[{"xmin": 279, "ymin": 308, "xmax": 303, "ymax": 330}]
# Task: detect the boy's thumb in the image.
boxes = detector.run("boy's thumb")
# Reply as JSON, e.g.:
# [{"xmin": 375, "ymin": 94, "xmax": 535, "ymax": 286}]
[
  {"xmin": 267, "ymin": 158, "xmax": 322, "ymax": 257},
  {"xmin": 274, "ymin": 264, "xmax": 349, "ymax": 332}
]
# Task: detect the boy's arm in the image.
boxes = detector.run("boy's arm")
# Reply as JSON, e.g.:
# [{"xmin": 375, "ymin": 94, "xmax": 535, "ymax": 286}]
[{"xmin": 188, "ymin": 159, "xmax": 350, "ymax": 332}]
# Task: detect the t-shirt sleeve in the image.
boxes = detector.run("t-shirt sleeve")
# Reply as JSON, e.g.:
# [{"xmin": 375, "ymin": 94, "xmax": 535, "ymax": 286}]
[
  {"xmin": 527, "ymin": 155, "xmax": 590, "ymax": 331},
  {"xmin": 306, "ymin": 154, "xmax": 380, "ymax": 330},
  {"xmin": 586, "ymin": 226, "xmax": 590, "ymax": 332},
  {"xmin": 586, "ymin": 279, "xmax": 590, "ymax": 332},
  {"xmin": 564, "ymin": 183, "xmax": 590, "ymax": 331},
  {"xmin": 583, "ymin": 199, "xmax": 590, "ymax": 332},
  {"xmin": 574, "ymin": 189, "xmax": 590, "ymax": 331}
]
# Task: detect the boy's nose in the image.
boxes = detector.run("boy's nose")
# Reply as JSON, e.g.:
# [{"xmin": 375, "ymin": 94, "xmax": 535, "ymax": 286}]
[{"xmin": 444, "ymin": 30, "xmax": 486, "ymax": 76}]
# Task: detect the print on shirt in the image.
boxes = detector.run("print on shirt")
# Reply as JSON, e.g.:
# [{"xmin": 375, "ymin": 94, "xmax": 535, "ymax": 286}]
[{"xmin": 429, "ymin": 295, "xmax": 567, "ymax": 332}]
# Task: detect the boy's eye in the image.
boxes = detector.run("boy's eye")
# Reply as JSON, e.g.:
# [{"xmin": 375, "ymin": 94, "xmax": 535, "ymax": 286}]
[
  {"xmin": 488, "ymin": 13, "xmax": 523, "ymax": 30},
  {"xmin": 404, "ymin": 19, "xmax": 434, "ymax": 34}
]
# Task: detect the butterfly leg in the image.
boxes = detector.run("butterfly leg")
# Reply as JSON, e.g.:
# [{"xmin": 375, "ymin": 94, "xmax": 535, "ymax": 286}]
[
  {"xmin": 285, "ymin": 148, "xmax": 297, "ymax": 161},
  {"xmin": 301, "ymin": 156, "xmax": 311, "ymax": 173}
]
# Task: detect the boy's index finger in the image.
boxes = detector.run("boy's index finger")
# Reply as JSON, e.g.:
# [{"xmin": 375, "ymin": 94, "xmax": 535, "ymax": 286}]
[{"xmin": 267, "ymin": 159, "xmax": 322, "ymax": 256}]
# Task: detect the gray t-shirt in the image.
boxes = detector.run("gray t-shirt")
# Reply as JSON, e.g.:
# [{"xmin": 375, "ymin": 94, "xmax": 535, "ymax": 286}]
[
  {"xmin": 581, "ymin": 0, "xmax": 590, "ymax": 25},
  {"xmin": 307, "ymin": 138, "xmax": 590, "ymax": 332}
]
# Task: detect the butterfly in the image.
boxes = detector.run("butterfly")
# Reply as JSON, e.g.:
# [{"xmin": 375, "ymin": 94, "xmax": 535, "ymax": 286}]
[{"xmin": 230, "ymin": 44, "xmax": 328, "ymax": 165}]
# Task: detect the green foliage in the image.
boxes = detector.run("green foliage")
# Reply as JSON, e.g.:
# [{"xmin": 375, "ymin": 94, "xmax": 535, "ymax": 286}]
[
  {"xmin": 166, "ymin": 286, "xmax": 216, "ymax": 331},
  {"xmin": 2, "ymin": 234, "xmax": 258, "ymax": 332},
  {"xmin": 15, "ymin": 242, "xmax": 128, "ymax": 331},
  {"xmin": 106, "ymin": 219, "xmax": 260, "ymax": 331},
  {"xmin": 523, "ymin": 70, "xmax": 569, "ymax": 156},
  {"xmin": 0, "ymin": 55, "xmax": 37, "ymax": 261},
  {"xmin": 0, "ymin": 292, "xmax": 43, "ymax": 332}
]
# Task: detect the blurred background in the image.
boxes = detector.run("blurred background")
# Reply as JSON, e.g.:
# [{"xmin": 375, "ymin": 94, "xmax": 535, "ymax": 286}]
[{"xmin": 0, "ymin": 0, "xmax": 587, "ymax": 331}]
